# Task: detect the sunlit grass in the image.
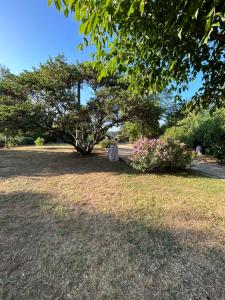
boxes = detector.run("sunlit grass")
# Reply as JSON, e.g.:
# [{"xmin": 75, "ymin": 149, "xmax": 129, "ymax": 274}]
[{"xmin": 1, "ymin": 145, "xmax": 225, "ymax": 299}]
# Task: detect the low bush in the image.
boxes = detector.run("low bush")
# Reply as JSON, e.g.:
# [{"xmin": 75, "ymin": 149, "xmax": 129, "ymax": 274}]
[
  {"xmin": 6, "ymin": 135, "xmax": 23, "ymax": 148},
  {"xmin": 34, "ymin": 137, "xmax": 45, "ymax": 146},
  {"xmin": 99, "ymin": 138, "xmax": 111, "ymax": 149},
  {"xmin": 132, "ymin": 137, "xmax": 194, "ymax": 172}
]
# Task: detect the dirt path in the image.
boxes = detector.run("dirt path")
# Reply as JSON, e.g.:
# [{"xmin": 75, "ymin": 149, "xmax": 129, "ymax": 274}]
[
  {"xmin": 190, "ymin": 155, "xmax": 225, "ymax": 179},
  {"xmin": 118, "ymin": 144, "xmax": 225, "ymax": 179}
]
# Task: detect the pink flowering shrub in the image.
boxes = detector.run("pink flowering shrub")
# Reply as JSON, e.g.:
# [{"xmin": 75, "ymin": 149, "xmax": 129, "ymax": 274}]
[{"xmin": 132, "ymin": 137, "xmax": 194, "ymax": 172}]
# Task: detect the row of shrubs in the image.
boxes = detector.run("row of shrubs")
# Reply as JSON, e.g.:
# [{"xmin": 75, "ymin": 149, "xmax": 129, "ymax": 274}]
[{"xmin": 0, "ymin": 136, "xmax": 45, "ymax": 148}]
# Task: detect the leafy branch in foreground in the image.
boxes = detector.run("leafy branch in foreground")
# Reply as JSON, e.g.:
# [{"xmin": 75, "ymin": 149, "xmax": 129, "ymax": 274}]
[{"xmin": 50, "ymin": 0, "xmax": 225, "ymax": 109}]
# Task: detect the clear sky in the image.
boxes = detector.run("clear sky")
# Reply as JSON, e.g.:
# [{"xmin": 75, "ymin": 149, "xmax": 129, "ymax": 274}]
[
  {"xmin": 0, "ymin": 0, "xmax": 201, "ymax": 100},
  {"xmin": 0, "ymin": 0, "xmax": 94, "ymax": 73}
]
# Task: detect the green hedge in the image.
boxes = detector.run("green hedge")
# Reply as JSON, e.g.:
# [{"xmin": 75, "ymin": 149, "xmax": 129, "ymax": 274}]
[{"xmin": 164, "ymin": 109, "xmax": 225, "ymax": 162}]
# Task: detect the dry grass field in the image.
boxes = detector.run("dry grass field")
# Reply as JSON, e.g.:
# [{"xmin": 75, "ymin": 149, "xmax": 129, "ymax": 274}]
[{"xmin": 1, "ymin": 145, "xmax": 225, "ymax": 299}]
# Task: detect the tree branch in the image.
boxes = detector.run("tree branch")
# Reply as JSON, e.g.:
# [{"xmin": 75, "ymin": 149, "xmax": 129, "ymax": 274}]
[{"xmin": 210, "ymin": 32, "xmax": 225, "ymax": 43}]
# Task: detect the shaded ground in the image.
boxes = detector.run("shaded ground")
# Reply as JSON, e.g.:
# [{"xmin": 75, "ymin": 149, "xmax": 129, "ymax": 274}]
[
  {"xmin": 118, "ymin": 144, "xmax": 225, "ymax": 179},
  {"xmin": 1, "ymin": 145, "xmax": 225, "ymax": 299}
]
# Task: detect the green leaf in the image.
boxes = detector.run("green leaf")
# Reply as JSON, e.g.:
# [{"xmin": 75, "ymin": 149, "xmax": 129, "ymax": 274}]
[
  {"xmin": 48, "ymin": 0, "xmax": 53, "ymax": 6},
  {"xmin": 203, "ymin": 7, "xmax": 215, "ymax": 42},
  {"xmin": 75, "ymin": 1, "xmax": 80, "ymax": 20},
  {"xmin": 54, "ymin": 0, "xmax": 61, "ymax": 10},
  {"xmin": 194, "ymin": 8, "xmax": 199, "ymax": 19},
  {"xmin": 79, "ymin": 20, "xmax": 89, "ymax": 35},
  {"xmin": 178, "ymin": 28, "xmax": 182, "ymax": 39},
  {"xmin": 140, "ymin": 0, "xmax": 145, "ymax": 14},
  {"xmin": 77, "ymin": 43, "xmax": 84, "ymax": 50},
  {"xmin": 128, "ymin": 2, "xmax": 136, "ymax": 17},
  {"xmin": 203, "ymin": 27, "xmax": 213, "ymax": 44},
  {"xmin": 212, "ymin": 21, "xmax": 220, "ymax": 27},
  {"xmin": 64, "ymin": 7, "xmax": 69, "ymax": 17},
  {"xmin": 83, "ymin": 37, "xmax": 89, "ymax": 46},
  {"xmin": 89, "ymin": 13, "xmax": 98, "ymax": 31}
]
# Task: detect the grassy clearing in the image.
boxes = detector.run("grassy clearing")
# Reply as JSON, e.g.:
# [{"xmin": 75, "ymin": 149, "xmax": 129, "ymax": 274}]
[{"xmin": 1, "ymin": 145, "xmax": 225, "ymax": 299}]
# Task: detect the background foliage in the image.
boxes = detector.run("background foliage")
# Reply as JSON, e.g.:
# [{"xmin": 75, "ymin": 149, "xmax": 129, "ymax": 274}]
[{"xmin": 164, "ymin": 109, "xmax": 225, "ymax": 162}]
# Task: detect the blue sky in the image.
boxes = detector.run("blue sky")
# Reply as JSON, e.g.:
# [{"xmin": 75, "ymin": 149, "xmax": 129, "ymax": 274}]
[
  {"xmin": 0, "ymin": 0, "xmax": 94, "ymax": 73},
  {"xmin": 0, "ymin": 0, "xmax": 201, "ymax": 100}
]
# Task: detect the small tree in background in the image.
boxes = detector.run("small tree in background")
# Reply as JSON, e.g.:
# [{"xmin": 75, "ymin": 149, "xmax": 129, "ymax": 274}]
[
  {"xmin": 119, "ymin": 122, "xmax": 142, "ymax": 143},
  {"xmin": 119, "ymin": 94, "xmax": 163, "ymax": 142}
]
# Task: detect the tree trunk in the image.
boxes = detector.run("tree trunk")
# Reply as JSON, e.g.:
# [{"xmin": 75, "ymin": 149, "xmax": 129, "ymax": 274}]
[
  {"xmin": 76, "ymin": 81, "xmax": 81, "ymax": 147},
  {"xmin": 74, "ymin": 143, "xmax": 94, "ymax": 155},
  {"xmin": 141, "ymin": 122, "xmax": 145, "ymax": 138},
  {"xmin": 77, "ymin": 81, "xmax": 81, "ymax": 106}
]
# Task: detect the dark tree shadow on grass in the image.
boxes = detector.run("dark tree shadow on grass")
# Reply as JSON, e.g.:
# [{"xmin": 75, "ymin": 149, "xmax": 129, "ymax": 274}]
[
  {"xmin": 0, "ymin": 148, "xmax": 208, "ymax": 180},
  {"xmin": 1, "ymin": 191, "xmax": 225, "ymax": 299}
]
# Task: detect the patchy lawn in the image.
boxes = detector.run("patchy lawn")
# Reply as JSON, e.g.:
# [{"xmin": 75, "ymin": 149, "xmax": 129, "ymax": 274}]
[{"xmin": 0, "ymin": 145, "xmax": 225, "ymax": 299}]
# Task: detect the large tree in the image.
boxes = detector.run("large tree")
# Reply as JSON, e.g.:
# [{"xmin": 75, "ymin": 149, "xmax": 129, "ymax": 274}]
[
  {"xmin": 0, "ymin": 56, "xmax": 163, "ymax": 154},
  {"xmin": 50, "ymin": 0, "xmax": 225, "ymax": 109}
]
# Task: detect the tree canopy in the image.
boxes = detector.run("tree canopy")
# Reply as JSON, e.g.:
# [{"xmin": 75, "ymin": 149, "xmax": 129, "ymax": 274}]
[
  {"xmin": 50, "ymin": 0, "xmax": 225, "ymax": 109},
  {"xmin": 0, "ymin": 56, "xmax": 163, "ymax": 154}
]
